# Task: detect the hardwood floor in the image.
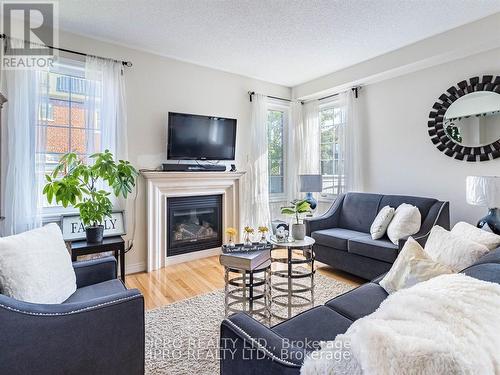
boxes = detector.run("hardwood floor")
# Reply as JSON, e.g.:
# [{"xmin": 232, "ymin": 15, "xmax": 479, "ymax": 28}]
[{"xmin": 126, "ymin": 252, "xmax": 364, "ymax": 310}]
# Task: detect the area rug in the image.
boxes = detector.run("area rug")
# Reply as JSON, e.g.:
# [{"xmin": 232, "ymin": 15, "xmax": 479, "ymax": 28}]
[{"xmin": 145, "ymin": 271, "xmax": 355, "ymax": 374}]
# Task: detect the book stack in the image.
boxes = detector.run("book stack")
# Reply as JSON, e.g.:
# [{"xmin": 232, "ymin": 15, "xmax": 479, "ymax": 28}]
[{"xmin": 219, "ymin": 243, "xmax": 272, "ymax": 270}]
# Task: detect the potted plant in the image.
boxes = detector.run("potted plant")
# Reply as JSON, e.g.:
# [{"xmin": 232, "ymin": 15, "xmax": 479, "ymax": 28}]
[
  {"xmin": 243, "ymin": 226, "xmax": 254, "ymax": 246},
  {"xmin": 257, "ymin": 226, "xmax": 269, "ymax": 244},
  {"xmin": 280, "ymin": 199, "xmax": 311, "ymax": 240},
  {"xmin": 43, "ymin": 150, "xmax": 138, "ymax": 243}
]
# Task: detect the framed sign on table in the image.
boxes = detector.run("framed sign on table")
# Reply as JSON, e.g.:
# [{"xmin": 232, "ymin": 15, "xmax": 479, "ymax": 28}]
[{"xmin": 61, "ymin": 210, "xmax": 126, "ymax": 241}]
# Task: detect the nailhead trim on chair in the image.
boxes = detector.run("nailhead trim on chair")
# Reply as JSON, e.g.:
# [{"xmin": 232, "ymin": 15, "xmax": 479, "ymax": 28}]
[
  {"xmin": 223, "ymin": 319, "xmax": 302, "ymax": 367},
  {"xmin": 0, "ymin": 294, "xmax": 141, "ymax": 316}
]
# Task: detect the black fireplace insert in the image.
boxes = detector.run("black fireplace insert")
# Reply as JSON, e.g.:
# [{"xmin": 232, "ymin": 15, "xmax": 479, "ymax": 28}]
[{"xmin": 167, "ymin": 194, "xmax": 223, "ymax": 256}]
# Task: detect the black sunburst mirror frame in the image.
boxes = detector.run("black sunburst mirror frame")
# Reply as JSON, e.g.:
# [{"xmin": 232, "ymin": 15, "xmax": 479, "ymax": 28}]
[{"xmin": 428, "ymin": 75, "xmax": 500, "ymax": 162}]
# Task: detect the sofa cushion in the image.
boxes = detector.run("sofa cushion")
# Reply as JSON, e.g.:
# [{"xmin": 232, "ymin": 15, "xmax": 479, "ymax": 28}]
[
  {"xmin": 63, "ymin": 279, "xmax": 126, "ymax": 303},
  {"xmin": 347, "ymin": 235, "xmax": 399, "ymax": 263},
  {"xmin": 325, "ymin": 282, "xmax": 388, "ymax": 320},
  {"xmin": 339, "ymin": 193, "xmax": 382, "ymax": 233},
  {"xmin": 311, "ymin": 228, "xmax": 367, "ymax": 251},
  {"xmin": 271, "ymin": 306, "xmax": 352, "ymax": 348},
  {"xmin": 461, "ymin": 263, "xmax": 500, "ymax": 285},
  {"xmin": 378, "ymin": 195, "xmax": 437, "ymax": 223}
]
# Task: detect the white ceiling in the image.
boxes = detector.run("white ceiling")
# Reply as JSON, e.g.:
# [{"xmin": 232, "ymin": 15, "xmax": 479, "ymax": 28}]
[{"xmin": 58, "ymin": 0, "xmax": 500, "ymax": 87}]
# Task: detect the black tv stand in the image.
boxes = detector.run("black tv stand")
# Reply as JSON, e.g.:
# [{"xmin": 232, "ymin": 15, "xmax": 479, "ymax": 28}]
[{"xmin": 162, "ymin": 163, "xmax": 226, "ymax": 172}]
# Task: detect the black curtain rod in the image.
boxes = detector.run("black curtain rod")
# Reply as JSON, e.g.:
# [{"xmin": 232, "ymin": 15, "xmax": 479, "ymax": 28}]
[
  {"xmin": 248, "ymin": 91, "xmax": 291, "ymax": 103},
  {"xmin": 317, "ymin": 87, "xmax": 360, "ymax": 101},
  {"xmin": 0, "ymin": 33, "xmax": 133, "ymax": 67}
]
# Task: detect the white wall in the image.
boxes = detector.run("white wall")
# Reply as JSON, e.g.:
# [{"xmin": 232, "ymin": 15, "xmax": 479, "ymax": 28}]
[
  {"xmin": 56, "ymin": 31, "xmax": 291, "ymax": 273},
  {"xmin": 359, "ymin": 47, "xmax": 500, "ymax": 225}
]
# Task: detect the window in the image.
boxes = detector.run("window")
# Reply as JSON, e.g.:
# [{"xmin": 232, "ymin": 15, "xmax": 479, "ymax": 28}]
[
  {"xmin": 36, "ymin": 59, "xmax": 102, "ymax": 211},
  {"xmin": 267, "ymin": 108, "xmax": 286, "ymax": 197},
  {"xmin": 320, "ymin": 102, "xmax": 346, "ymax": 197}
]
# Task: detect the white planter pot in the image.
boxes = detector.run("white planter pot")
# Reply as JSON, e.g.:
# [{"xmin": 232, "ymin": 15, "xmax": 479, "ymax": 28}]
[{"xmin": 291, "ymin": 223, "xmax": 305, "ymax": 240}]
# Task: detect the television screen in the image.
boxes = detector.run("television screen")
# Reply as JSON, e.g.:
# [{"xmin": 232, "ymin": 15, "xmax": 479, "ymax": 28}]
[{"xmin": 167, "ymin": 112, "xmax": 237, "ymax": 160}]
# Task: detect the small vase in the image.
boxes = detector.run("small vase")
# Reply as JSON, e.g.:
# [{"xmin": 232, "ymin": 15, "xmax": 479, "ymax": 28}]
[
  {"xmin": 228, "ymin": 236, "xmax": 235, "ymax": 248},
  {"xmin": 259, "ymin": 232, "xmax": 267, "ymax": 244},
  {"xmin": 243, "ymin": 232, "xmax": 253, "ymax": 246},
  {"xmin": 291, "ymin": 223, "xmax": 305, "ymax": 240}
]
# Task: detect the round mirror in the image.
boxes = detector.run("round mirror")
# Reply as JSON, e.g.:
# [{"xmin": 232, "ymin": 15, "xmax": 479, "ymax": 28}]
[{"xmin": 443, "ymin": 91, "xmax": 500, "ymax": 147}]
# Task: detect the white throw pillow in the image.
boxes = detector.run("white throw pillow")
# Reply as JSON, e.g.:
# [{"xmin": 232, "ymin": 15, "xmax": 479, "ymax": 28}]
[
  {"xmin": 380, "ymin": 237, "xmax": 453, "ymax": 294},
  {"xmin": 424, "ymin": 225, "xmax": 489, "ymax": 272},
  {"xmin": 386, "ymin": 203, "xmax": 421, "ymax": 245},
  {"xmin": 451, "ymin": 221, "xmax": 500, "ymax": 251},
  {"xmin": 370, "ymin": 206, "xmax": 395, "ymax": 240},
  {"xmin": 0, "ymin": 223, "xmax": 76, "ymax": 304}
]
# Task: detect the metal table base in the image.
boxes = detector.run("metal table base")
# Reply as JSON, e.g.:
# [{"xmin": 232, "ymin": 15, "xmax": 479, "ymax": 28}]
[
  {"xmin": 224, "ymin": 260, "xmax": 272, "ymax": 324},
  {"xmin": 271, "ymin": 245, "xmax": 315, "ymax": 321}
]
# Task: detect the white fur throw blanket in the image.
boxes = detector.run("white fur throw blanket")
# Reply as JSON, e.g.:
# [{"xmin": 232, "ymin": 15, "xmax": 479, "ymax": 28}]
[{"xmin": 301, "ymin": 274, "xmax": 500, "ymax": 375}]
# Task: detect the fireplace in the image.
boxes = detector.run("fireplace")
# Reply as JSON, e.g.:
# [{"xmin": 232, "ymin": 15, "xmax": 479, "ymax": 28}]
[{"xmin": 167, "ymin": 195, "xmax": 223, "ymax": 256}]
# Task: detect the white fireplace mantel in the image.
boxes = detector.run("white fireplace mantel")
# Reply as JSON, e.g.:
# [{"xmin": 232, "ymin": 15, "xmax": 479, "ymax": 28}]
[{"xmin": 142, "ymin": 171, "xmax": 245, "ymax": 272}]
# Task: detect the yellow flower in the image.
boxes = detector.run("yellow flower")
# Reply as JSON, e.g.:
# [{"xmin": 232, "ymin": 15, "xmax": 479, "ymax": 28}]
[
  {"xmin": 258, "ymin": 226, "xmax": 269, "ymax": 233},
  {"xmin": 244, "ymin": 226, "xmax": 254, "ymax": 233},
  {"xmin": 225, "ymin": 227, "xmax": 237, "ymax": 236}
]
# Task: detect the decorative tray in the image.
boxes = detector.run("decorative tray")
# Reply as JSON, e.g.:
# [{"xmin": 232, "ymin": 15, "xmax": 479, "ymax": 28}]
[{"xmin": 222, "ymin": 242, "xmax": 272, "ymax": 254}]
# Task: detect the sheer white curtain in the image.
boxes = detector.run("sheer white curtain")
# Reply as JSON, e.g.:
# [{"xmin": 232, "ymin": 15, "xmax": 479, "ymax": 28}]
[
  {"xmin": 241, "ymin": 93, "xmax": 271, "ymax": 230},
  {"xmin": 339, "ymin": 89, "xmax": 364, "ymax": 192},
  {"xmin": 287, "ymin": 101, "xmax": 303, "ymax": 201},
  {"xmin": 84, "ymin": 56, "xmax": 132, "ymax": 236},
  {"xmin": 1, "ymin": 38, "xmax": 46, "ymax": 235},
  {"xmin": 287, "ymin": 100, "xmax": 320, "ymax": 202},
  {"xmin": 85, "ymin": 56, "xmax": 128, "ymax": 160}
]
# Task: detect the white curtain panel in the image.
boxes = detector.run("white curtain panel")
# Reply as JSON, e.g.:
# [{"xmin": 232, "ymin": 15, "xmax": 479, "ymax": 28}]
[
  {"xmin": 241, "ymin": 93, "xmax": 271, "ymax": 231},
  {"xmin": 339, "ymin": 89, "xmax": 364, "ymax": 192},
  {"xmin": 1, "ymin": 39, "xmax": 45, "ymax": 235},
  {"xmin": 85, "ymin": 56, "xmax": 130, "ymax": 227},
  {"xmin": 85, "ymin": 56, "xmax": 128, "ymax": 160},
  {"xmin": 287, "ymin": 101, "xmax": 303, "ymax": 201},
  {"xmin": 299, "ymin": 101, "xmax": 321, "ymax": 175}
]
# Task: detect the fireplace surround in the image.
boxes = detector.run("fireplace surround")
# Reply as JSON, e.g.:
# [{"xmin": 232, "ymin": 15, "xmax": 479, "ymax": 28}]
[{"xmin": 142, "ymin": 171, "xmax": 245, "ymax": 271}]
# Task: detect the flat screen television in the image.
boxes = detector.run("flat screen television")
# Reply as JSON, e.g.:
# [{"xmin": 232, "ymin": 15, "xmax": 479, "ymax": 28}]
[{"xmin": 167, "ymin": 112, "xmax": 237, "ymax": 160}]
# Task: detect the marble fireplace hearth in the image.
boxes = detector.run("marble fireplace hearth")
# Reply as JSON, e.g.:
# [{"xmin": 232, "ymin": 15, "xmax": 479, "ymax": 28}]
[{"xmin": 142, "ymin": 171, "xmax": 245, "ymax": 271}]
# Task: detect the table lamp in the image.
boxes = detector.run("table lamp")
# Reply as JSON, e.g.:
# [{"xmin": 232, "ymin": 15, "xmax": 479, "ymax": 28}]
[
  {"xmin": 299, "ymin": 174, "xmax": 323, "ymax": 210},
  {"xmin": 466, "ymin": 176, "xmax": 500, "ymax": 234}
]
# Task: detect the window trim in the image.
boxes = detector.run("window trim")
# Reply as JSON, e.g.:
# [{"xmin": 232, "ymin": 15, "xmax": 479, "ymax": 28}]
[{"xmin": 267, "ymin": 101, "xmax": 289, "ymax": 202}]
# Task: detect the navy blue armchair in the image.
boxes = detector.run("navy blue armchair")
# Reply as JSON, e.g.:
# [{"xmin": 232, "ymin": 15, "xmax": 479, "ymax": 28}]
[{"xmin": 0, "ymin": 256, "xmax": 144, "ymax": 375}]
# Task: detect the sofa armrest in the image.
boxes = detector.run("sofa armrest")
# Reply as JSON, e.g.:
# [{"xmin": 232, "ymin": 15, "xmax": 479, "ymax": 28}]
[
  {"xmin": 305, "ymin": 194, "xmax": 345, "ymax": 236},
  {"xmin": 220, "ymin": 313, "xmax": 304, "ymax": 375},
  {"xmin": 0, "ymin": 289, "xmax": 144, "ymax": 374},
  {"xmin": 398, "ymin": 201, "xmax": 450, "ymax": 249},
  {"xmin": 73, "ymin": 256, "xmax": 117, "ymax": 288}
]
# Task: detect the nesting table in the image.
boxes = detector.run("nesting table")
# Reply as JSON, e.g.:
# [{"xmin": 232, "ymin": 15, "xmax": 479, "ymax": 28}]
[
  {"xmin": 269, "ymin": 236, "xmax": 316, "ymax": 321},
  {"xmin": 219, "ymin": 236, "xmax": 316, "ymax": 323}
]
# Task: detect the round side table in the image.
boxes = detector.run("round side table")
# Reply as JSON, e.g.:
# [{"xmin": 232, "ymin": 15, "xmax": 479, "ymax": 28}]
[
  {"xmin": 269, "ymin": 236, "xmax": 315, "ymax": 321},
  {"xmin": 223, "ymin": 259, "xmax": 272, "ymax": 324}
]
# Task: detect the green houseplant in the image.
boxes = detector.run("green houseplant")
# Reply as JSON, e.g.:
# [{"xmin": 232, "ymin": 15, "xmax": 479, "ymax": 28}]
[
  {"xmin": 281, "ymin": 199, "xmax": 311, "ymax": 240},
  {"xmin": 43, "ymin": 150, "xmax": 138, "ymax": 243}
]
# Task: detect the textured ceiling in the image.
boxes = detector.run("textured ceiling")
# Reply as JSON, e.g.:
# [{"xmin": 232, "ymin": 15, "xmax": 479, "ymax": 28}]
[{"xmin": 57, "ymin": 0, "xmax": 500, "ymax": 86}]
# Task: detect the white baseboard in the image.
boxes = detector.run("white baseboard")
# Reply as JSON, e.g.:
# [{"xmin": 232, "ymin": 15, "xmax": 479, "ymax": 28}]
[
  {"xmin": 164, "ymin": 247, "xmax": 222, "ymax": 266},
  {"xmin": 125, "ymin": 261, "xmax": 147, "ymax": 275}
]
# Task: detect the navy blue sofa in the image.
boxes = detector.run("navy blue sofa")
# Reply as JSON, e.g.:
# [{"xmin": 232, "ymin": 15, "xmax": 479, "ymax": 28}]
[
  {"xmin": 220, "ymin": 249, "xmax": 500, "ymax": 374},
  {"xmin": 305, "ymin": 192, "xmax": 450, "ymax": 280},
  {"xmin": 0, "ymin": 256, "xmax": 144, "ymax": 374}
]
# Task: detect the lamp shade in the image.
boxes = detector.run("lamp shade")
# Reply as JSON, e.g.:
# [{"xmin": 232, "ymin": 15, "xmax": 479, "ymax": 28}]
[
  {"xmin": 299, "ymin": 174, "xmax": 323, "ymax": 193},
  {"xmin": 466, "ymin": 176, "xmax": 500, "ymax": 207}
]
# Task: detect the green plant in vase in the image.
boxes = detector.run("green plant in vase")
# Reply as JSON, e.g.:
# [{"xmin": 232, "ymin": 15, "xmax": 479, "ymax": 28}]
[
  {"xmin": 43, "ymin": 150, "xmax": 138, "ymax": 243},
  {"xmin": 281, "ymin": 199, "xmax": 311, "ymax": 240}
]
